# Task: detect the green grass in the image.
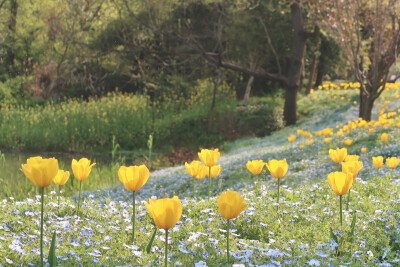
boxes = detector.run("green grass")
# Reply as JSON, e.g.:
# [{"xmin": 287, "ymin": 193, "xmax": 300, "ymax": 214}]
[{"xmin": 1, "ymin": 85, "xmax": 400, "ymax": 265}]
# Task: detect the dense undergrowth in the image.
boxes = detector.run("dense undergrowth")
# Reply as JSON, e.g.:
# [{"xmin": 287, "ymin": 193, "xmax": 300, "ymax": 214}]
[{"xmin": 0, "ymin": 79, "xmax": 283, "ymax": 152}]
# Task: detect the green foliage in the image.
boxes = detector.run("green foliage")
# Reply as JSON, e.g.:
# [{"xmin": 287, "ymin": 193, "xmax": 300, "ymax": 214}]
[{"xmin": 0, "ymin": 79, "xmax": 236, "ymax": 152}]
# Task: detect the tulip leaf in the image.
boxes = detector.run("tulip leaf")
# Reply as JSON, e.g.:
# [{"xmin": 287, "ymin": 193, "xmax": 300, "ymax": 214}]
[
  {"xmin": 146, "ymin": 227, "xmax": 158, "ymax": 254},
  {"xmin": 348, "ymin": 214, "xmax": 357, "ymax": 242},
  {"xmin": 48, "ymin": 231, "xmax": 57, "ymax": 266},
  {"xmin": 329, "ymin": 227, "xmax": 338, "ymax": 243}
]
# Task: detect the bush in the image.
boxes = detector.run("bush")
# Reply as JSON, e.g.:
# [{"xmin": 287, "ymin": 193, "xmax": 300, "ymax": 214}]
[{"xmin": 236, "ymin": 103, "xmax": 283, "ymax": 137}]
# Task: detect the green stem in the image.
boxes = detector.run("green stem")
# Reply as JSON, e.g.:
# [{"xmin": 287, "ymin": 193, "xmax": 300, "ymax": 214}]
[
  {"xmin": 192, "ymin": 177, "xmax": 195, "ymax": 199},
  {"xmin": 132, "ymin": 191, "xmax": 136, "ymax": 241},
  {"xmin": 277, "ymin": 178, "xmax": 281, "ymax": 209},
  {"xmin": 227, "ymin": 219, "xmax": 230, "ymax": 266},
  {"xmin": 77, "ymin": 180, "xmax": 82, "ymax": 216},
  {"xmin": 346, "ymin": 189, "xmax": 350, "ymax": 210},
  {"xmin": 340, "ymin": 195, "xmax": 343, "ymax": 227},
  {"xmin": 165, "ymin": 229, "xmax": 169, "ymax": 267},
  {"xmin": 40, "ymin": 187, "xmax": 44, "ymax": 267},
  {"xmin": 58, "ymin": 185, "xmax": 60, "ymax": 216},
  {"xmin": 208, "ymin": 167, "xmax": 211, "ymax": 200}
]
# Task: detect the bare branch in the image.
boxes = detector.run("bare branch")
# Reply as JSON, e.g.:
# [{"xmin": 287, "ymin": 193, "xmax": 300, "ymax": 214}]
[
  {"xmin": 0, "ymin": 0, "xmax": 6, "ymax": 10},
  {"xmin": 259, "ymin": 16, "xmax": 281, "ymax": 74},
  {"xmin": 203, "ymin": 52, "xmax": 289, "ymax": 85}
]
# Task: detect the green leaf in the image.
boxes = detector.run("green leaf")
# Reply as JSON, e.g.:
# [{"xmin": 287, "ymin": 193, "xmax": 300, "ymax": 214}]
[
  {"xmin": 48, "ymin": 231, "xmax": 57, "ymax": 267},
  {"xmin": 348, "ymin": 214, "xmax": 357, "ymax": 242},
  {"xmin": 146, "ymin": 227, "xmax": 158, "ymax": 254},
  {"xmin": 330, "ymin": 227, "xmax": 338, "ymax": 243}
]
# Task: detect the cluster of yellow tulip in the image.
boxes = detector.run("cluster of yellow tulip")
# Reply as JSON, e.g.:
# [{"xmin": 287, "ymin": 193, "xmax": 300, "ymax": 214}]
[
  {"xmin": 327, "ymin": 148, "xmax": 363, "ymax": 226},
  {"xmin": 21, "ymin": 157, "xmax": 95, "ymax": 267},
  {"xmin": 246, "ymin": 159, "xmax": 288, "ymax": 206},
  {"xmin": 185, "ymin": 148, "xmax": 221, "ymax": 199}
]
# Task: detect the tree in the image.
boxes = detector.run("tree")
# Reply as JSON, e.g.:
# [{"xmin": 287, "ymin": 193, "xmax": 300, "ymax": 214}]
[
  {"xmin": 310, "ymin": 0, "xmax": 400, "ymax": 121},
  {"xmin": 200, "ymin": 0, "xmax": 315, "ymax": 125}
]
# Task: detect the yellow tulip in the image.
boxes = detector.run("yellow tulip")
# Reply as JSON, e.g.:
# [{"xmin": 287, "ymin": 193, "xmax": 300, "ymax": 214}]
[
  {"xmin": 369, "ymin": 128, "xmax": 375, "ymax": 134},
  {"xmin": 145, "ymin": 196, "xmax": 182, "ymax": 229},
  {"xmin": 71, "ymin": 158, "xmax": 96, "ymax": 181},
  {"xmin": 372, "ymin": 156, "xmax": 384, "ymax": 169},
  {"xmin": 325, "ymin": 137, "xmax": 331, "ymax": 144},
  {"xmin": 53, "ymin": 170, "xmax": 70, "ymax": 186},
  {"xmin": 361, "ymin": 147, "xmax": 367, "ymax": 154},
  {"xmin": 299, "ymin": 145, "xmax": 305, "ymax": 150},
  {"xmin": 337, "ymin": 131, "xmax": 343, "ymax": 137},
  {"xmin": 22, "ymin": 156, "xmax": 59, "ymax": 188},
  {"xmin": 185, "ymin": 160, "xmax": 203, "ymax": 177},
  {"xmin": 118, "ymin": 165, "xmax": 150, "ymax": 191},
  {"xmin": 207, "ymin": 165, "xmax": 221, "ymax": 179},
  {"xmin": 343, "ymin": 139, "xmax": 353, "ymax": 146},
  {"xmin": 266, "ymin": 159, "xmax": 288, "ymax": 179},
  {"xmin": 195, "ymin": 165, "xmax": 208, "ymax": 180},
  {"xmin": 380, "ymin": 133, "xmax": 388, "ymax": 142},
  {"xmin": 327, "ymin": 172, "xmax": 353, "ymax": 196},
  {"xmin": 21, "ymin": 156, "xmax": 59, "ymax": 266},
  {"xmin": 246, "ymin": 160, "xmax": 264, "ymax": 175},
  {"xmin": 344, "ymin": 155, "xmax": 359, "ymax": 162},
  {"xmin": 386, "ymin": 157, "xmax": 400, "ymax": 168},
  {"xmin": 198, "ymin": 148, "xmax": 220, "ymax": 167},
  {"xmin": 288, "ymin": 134, "xmax": 296, "ymax": 142},
  {"xmin": 217, "ymin": 190, "xmax": 246, "ymax": 220},
  {"xmin": 307, "ymin": 140, "xmax": 313, "ymax": 146},
  {"xmin": 329, "ymin": 148, "xmax": 348, "ymax": 163},
  {"xmin": 342, "ymin": 161, "xmax": 363, "ymax": 181},
  {"xmin": 297, "ymin": 129, "xmax": 303, "ymax": 135}
]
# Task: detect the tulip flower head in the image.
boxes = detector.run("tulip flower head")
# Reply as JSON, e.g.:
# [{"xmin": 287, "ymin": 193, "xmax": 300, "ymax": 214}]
[
  {"xmin": 343, "ymin": 139, "xmax": 353, "ymax": 146},
  {"xmin": 218, "ymin": 190, "xmax": 246, "ymax": 220},
  {"xmin": 386, "ymin": 157, "xmax": 400, "ymax": 168},
  {"xmin": 380, "ymin": 133, "xmax": 388, "ymax": 142},
  {"xmin": 344, "ymin": 155, "xmax": 359, "ymax": 162},
  {"xmin": 329, "ymin": 148, "xmax": 348, "ymax": 163},
  {"xmin": 71, "ymin": 158, "xmax": 96, "ymax": 181},
  {"xmin": 299, "ymin": 145, "xmax": 305, "ymax": 150},
  {"xmin": 369, "ymin": 128, "xmax": 375, "ymax": 134},
  {"xmin": 246, "ymin": 160, "xmax": 264, "ymax": 175},
  {"xmin": 361, "ymin": 147, "xmax": 367, "ymax": 154},
  {"xmin": 307, "ymin": 140, "xmax": 313, "ymax": 146},
  {"xmin": 288, "ymin": 135, "xmax": 296, "ymax": 142},
  {"xmin": 185, "ymin": 160, "xmax": 203, "ymax": 177},
  {"xmin": 266, "ymin": 159, "xmax": 288, "ymax": 179},
  {"xmin": 196, "ymin": 165, "xmax": 208, "ymax": 180},
  {"xmin": 198, "ymin": 148, "xmax": 220, "ymax": 167},
  {"xmin": 207, "ymin": 165, "xmax": 221, "ymax": 179},
  {"xmin": 118, "ymin": 165, "xmax": 150, "ymax": 191},
  {"xmin": 22, "ymin": 157, "xmax": 59, "ymax": 188},
  {"xmin": 145, "ymin": 196, "xmax": 182, "ymax": 229},
  {"xmin": 342, "ymin": 161, "xmax": 363, "ymax": 181},
  {"xmin": 372, "ymin": 156, "xmax": 384, "ymax": 169},
  {"xmin": 325, "ymin": 138, "xmax": 331, "ymax": 144},
  {"xmin": 53, "ymin": 170, "xmax": 70, "ymax": 186},
  {"xmin": 327, "ymin": 172, "xmax": 354, "ymax": 196}
]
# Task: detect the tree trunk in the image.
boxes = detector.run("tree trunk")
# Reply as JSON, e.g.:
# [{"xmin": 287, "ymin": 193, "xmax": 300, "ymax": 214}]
[
  {"xmin": 306, "ymin": 54, "xmax": 318, "ymax": 94},
  {"xmin": 359, "ymin": 89, "xmax": 374, "ymax": 121},
  {"xmin": 284, "ymin": 0, "xmax": 307, "ymax": 126},
  {"xmin": 243, "ymin": 75, "xmax": 255, "ymax": 105},
  {"xmin": 208, "ymin": 74, "xmax": 221, "ymax": 130},
  {"xmin": 283, "ymin": 85, "xmax": 298, "ymax": 125},
  {"xmin": 314, "ymin": 67, "xmax": 323, "ymax": 87},
  {"xmin": 6, "ymin": 0, "xmax": 18, "ymax": 73}
]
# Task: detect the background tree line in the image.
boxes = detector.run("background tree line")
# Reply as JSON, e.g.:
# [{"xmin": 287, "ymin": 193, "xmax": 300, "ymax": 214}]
[{"xmin": 1, "ymin": 0, "xmax": 396, "ymax": 126}]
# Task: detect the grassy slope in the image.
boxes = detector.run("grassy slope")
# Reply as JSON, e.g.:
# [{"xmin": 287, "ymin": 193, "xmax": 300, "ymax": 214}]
[{"xmin": 1, "ymin": 87, "xmax": 400, "ymax": 266}]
